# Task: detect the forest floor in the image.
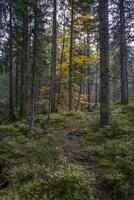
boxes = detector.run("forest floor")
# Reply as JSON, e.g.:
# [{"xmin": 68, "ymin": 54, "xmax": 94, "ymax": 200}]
[
  {"xmin": 58, "ymin": 114, "xmax": 112, "ymax": 200},
  {"xmin": 0, "ymin": 105, "xmax": 134, "ymax": 200}
]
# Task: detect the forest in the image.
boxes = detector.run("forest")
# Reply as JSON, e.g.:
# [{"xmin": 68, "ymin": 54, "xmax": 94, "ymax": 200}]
[{"xmin": 0, "ymin": 0, "xmax": 134, "ymax": 199}]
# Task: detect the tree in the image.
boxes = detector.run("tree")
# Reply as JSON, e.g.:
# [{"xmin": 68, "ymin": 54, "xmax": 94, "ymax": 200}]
[
  {"xmin": 119, "ymin": 0, "xmax": 128, "ymax": 105},
  {"xmin": 50, "ymin": 0, "xmax": 57, "ymax": 112},
  {"xmin": 69, "ymin": 0, "xmax": 74, "ymax": 111},
  {"xmin": 99, "ymin": 0, "xmax": 111, "ymax": 126},
  {"xmin": 9, "ymin": 0, "xmax": 15, "ymax": 119}
]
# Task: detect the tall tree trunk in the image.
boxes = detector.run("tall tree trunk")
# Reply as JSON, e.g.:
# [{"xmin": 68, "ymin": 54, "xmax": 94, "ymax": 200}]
[
  {"xmin": 20, "ymin": 0, "xmax": 30, "ymax": 120},
  {"xmin": 57, "ymin": 12, "xmax": 66, "ymax": 106},
  {"xmin": 15, "ymin": 44, "xmax": 19, "ymax": 112},
  {"xmin": 86, "ymin": 33, "xmax": 92, "ymax": 112},
  {"xmin": 20, "ymin": 11, "xmax": 26, "ymax": 117},
  {"xmin": 99, "ymin": 0, "xmax": 111, "ymax": 126},
  {"xmin": 30, "ymin": 1, "xmax": 38, "ymax": 127},
  {"xmin": 24, "ymin": 2, "xmax": 30, "ymax": 121},
  {"xmin": 119, "ymin": 0, "xmax": 128, "ymax": 105},
  {"xmin": 76, "ymin": 78, "xmax": 82, "ymax": 111},
  {"xmin": 9, "ymin": 0, "xmax": 15, "ymax": 119},
  {"xmin": 69, "ymin": 0, "xmax": 74, "ymax": 111},
  {"xmin": 87, "ymin": 73, "xmax": 92, "ymax": 112},
  {"xmin": 20, "ymin": 50, "xmax": 25, "ymax": 117},
  {"xmin": 95, "ymin": 65, "xmax": 98, "ymax": 106},
  {"xmin": 50, "ymin": 0, "xmax": 57, "ymax": 112}
]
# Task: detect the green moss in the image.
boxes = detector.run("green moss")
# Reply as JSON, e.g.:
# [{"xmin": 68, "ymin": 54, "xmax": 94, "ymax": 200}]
[
  {"xmin": 81, "ymin": 104, "xmax": 134, "ymax": 199},
  {"xmin": 101, "ymin": 172, "xmax": 131, "ymax": 200},
  {"xmin": 1, "ymin": 165, "xmax": 95, "ymax": 200},
  {"xmin": 0, "ymin": 105, "xmax": 133, "ymax": 200}
]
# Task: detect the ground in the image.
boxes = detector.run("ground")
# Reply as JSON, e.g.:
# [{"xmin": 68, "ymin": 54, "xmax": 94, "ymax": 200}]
[{"xmin": 0, "ymin": 105, "xmax": 134, "ymax": 200}]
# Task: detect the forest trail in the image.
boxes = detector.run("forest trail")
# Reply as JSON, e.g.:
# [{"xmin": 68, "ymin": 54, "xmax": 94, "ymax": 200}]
[
  {"xmin": 56, "ymin": 114, "xmax": 93, "ymax": 169},
  {"xmin": 58, "ymin": 115, "xmax": 112, "ymax": 200},
  {"xmin": 63, "ymin": 116, "xmax": 88, "ymax": 163}
]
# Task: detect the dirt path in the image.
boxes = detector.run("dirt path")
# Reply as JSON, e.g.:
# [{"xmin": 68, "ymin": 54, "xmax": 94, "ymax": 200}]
[
  {"xmin": 61, "ymin": 115, "xmax": 92, "ymax": 169},
  {"xmin": 60, "ymin": 115, "xmax": 112, "ymax": 200}
]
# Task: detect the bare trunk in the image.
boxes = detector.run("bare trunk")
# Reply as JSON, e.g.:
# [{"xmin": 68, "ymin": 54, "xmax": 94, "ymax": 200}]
[
  {"xmin": 69, "ymin": 0, "xmax": 74, "ymax": 111},
  {"xmin": 24, "ymin": 3, "xmax": 31, "ymax": 121},
  {"xmin": 9, "ymin": 0, "xmax": 15, "ymax": 119},
  {"xmin": 57, "ymin": 13, "xmax": 66, "ymax": 106},
  {"xmin": 76, "ymin": 79, "xmax": 82, "ymax": 111},
  {"xmin": 95, "ymin": 65, "xmax": 98, "ymax": 106},
  {"xmin": 30, "ymin": 1, "xmax": 38, "ymax": 128},
  {"xmin": 120, "ymin": 0, "xmax": 128, "ymax": 105},
  {"xmin": 87, "ymin": 75, "xmax": 92, "ymax": 112},
  {"xmin": 50, "ymin": 0, "xmax": 57, "ymax": 112},
  {"xmin": 15, "ymin": 44, "xmax": 19, "ymax": 112},
  {"xmin": 99, "ymin": 0, "xmax": 111, "ymax": 126}
]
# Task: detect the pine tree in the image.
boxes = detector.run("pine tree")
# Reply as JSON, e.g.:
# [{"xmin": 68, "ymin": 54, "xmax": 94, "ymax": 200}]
[
  {"xmin": 119, "ymin": 0, "xmax": 128, "ymax": 105},
  {"xmin": 50, "ymin": 0, "xmax": 57, "ymax": 112},
  {"xmin": 99, "ymin": 0, "xmax": 111, "ymax": 126}
]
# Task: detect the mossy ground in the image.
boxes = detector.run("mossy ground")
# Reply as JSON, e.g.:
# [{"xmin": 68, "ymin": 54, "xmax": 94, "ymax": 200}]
[
  {"xmin": 81, "ymin": 104, "xmax": 134, "ymax": 200},
  {"xmin": 0, "ymin": 112, "xmax": 94, "ymax": 200},
  {"xmin": 0, "ymin": 106, "xmax": 134, "ymax": 200}
]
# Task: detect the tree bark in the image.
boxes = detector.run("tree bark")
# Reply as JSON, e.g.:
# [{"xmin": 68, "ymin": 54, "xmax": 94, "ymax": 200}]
[
  {"xmin": 87, "ymin": 73, "xmax": 92, "ymax": 112},
  {"xmin": 119, "ymin": 0, "xmax": 128, "ymax": 105},
  {"xmin": 57, "ymin": 10, "xmax": 66, "ymax": 106},
  {"xmin": 76, "ymin": 78, "xmax": 82, "ymax": 111},
  {"xmin": 69, "ymin": 0, "xmax": 74, "ymax": 111},
  {"xmin": 20, "ymin": 0, "xmax": 30, "ymax": 121},
  {"xmin": 30, "ymin": 1, "xmax": 38, "ymax": 127},
  {"xmin": 15, "ymin": 44, "xmax": 19, "ymax": 112},
  {"xmin": 9, "ymin": 0, "xmax": 15, "ymax": 119},
  {"xmin": 95, "ymin": 65, "xmax": 98, "ymax": 106},
  {"xmin": 99, "ymin": 0, "xmax": 111, "ymax": 126},
  {"xmin": 50, "ymin": 0, "xmax": 57, "ymax": 112},
  {"xmin": 24, "ymin": 5, "xmax": 31, "ymax": 121},
  {"xmin": 86, "ymin": 33, "xmax": 92, "ymax": 112}
]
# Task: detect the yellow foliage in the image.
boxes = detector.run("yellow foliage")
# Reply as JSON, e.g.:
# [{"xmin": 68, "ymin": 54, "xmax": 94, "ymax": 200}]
[
  {"xmin": 73, "ymin": 55, "xmax": 89, "ymax": 65},
  {"xmin": 81, "ymin": 14, "xmax": 92, "ymax": 21},
  {"xmin": 57, "ymin": 62, "xmax": 69, "ymax": 71},
  {"xmin": 75, "ymin": 14, "xmax": 92, "ymax": 25},
  {"xmin": 40, "ymin": 85, "xmax": 50, "ymax": 93},
  {"xmin": 73, "ymin": 53, "xmax": 99, "ymax": 66}
]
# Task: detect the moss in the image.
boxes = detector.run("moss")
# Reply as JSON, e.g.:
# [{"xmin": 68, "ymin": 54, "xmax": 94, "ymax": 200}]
[
  {"xmin": 1, "ymin": 165, "xmax": 95, "ymax": 200},
  {"xmin": 101, "ymin": 172, "xmax": 131, "ymax": 200},
  {"xmin": 0, "ymin": 105, "xmax": 133, "ymax": 200},
  {"xmin": 81, "ymin": 104, "xmax": 134, "ymax": 199}
]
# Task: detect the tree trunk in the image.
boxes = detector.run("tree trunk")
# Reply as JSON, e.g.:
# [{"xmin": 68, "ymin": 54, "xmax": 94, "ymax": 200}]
[
  {"xmin": 50, "ymin": 0, "xmax": 57, "ymax": 112},
  {"xmin": 9, "ymin": 0, "xmax": 15, "ymax": 119},
  {"xmin": 20, "ymin": 50, "xmax": 25, "ymax": 117},
  {"xmin": 69, "ymin": 0, "xmax": 74, "ymax": 111},
  {"xmin": 57, "ymin": 11, "xmax": 66, "ymax": 106},
  {"xmin": 119, "ymin": 0, "xmax": 128, "ymax": 105},
  {"xmin": 24, "ymin": 2, "xmax": 31, "ymax": 122},
  {"xmin": 30, "ymin": 1, "xmax": 38, "ymax": 128},
  {"xmin": 15, "ymin": 44, "xmax": 19, "ymax": 112},
  {"xmin": 76, "ymin": 78, "xmax": 82, "ymax": 111},
  {"xmin": 99, "ymin": 0, "xmax": 111, "ymax": 126},
  {"xmin": 20, "ymin": 0, "xmax": 30, "ymax": 121},
  {"xmin": 95, "ymin": 65, "xmax": 98, "ymax": 106},
  {"xmin": 87, "ymin": 74, "xmax": 92, "ymax": 112},
  {"xmin": 86, "ymin": 33, "xmax": 92, "ymax": 112}
]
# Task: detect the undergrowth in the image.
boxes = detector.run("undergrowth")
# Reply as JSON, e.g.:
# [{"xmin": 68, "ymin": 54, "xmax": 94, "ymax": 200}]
[
  {"xmin": 0, "ymin": 111, "xmax": 95, "ymax": 200},
  {"xmin": 81, "ymin": 104, "xmax": 134, "ymax": 200},
  {"xmin": 0, "ymin": 106, "xmax": 134, "ymax": 199}
]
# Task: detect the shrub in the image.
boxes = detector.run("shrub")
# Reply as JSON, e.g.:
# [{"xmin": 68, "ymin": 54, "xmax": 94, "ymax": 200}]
[{"xmin": 101, "ymin": 172, "xmax": 131, "ymax": 200}]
